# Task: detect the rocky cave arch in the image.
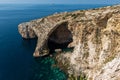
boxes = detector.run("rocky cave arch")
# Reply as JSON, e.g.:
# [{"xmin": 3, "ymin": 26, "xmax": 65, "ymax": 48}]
[{"xmin": 47, "ymin": 22, "xmax": 73, "ymax": 53}]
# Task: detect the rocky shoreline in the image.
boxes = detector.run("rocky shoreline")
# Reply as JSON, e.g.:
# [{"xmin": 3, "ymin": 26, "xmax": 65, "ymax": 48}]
[{"xmin": 18, "ymin": 4, "xmax": 120, "ymax": 80}]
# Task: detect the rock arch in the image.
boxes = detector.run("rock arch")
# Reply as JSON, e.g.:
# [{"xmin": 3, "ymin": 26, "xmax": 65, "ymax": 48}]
[{"xmin": 33, "ymin": 21, "xmax": 73, "ymax": 57}]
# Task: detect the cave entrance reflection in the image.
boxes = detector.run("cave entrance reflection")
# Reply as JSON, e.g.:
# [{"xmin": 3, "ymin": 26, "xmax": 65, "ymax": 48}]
[{"xmin": 48, "ymin": 22, "xmax": 73, "ymax": 53}]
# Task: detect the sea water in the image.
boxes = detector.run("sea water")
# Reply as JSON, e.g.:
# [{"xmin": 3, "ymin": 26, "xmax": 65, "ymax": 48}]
[{"xmin": 0, "ymin": 4, "xmax": 112, "ymax": 80}]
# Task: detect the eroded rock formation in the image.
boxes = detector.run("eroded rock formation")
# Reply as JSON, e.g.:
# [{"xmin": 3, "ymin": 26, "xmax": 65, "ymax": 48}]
[{"xmin": 18, "ymin": 5, "xmax": 120, "ymax": 80}]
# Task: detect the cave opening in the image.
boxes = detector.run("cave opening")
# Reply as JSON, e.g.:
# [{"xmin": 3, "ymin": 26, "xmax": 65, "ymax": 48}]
[{"xmin": 47, "ymin": 22, "xmax": 73, "ymax": 54}]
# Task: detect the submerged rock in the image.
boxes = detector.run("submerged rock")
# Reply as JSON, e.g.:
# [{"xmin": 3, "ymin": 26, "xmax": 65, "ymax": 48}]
[
  {"xmin": 55, "ymin": 49, "xmax": 62, "ymax": 53},
  {"xmin": 18, "ymin": 5, "xmax": 120, "ymax": 80}
]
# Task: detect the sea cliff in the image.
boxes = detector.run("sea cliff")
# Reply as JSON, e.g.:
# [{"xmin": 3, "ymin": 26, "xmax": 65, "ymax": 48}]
[{"xmin": 18, "ymin": 5, "xmax": 120, "ymax": 80}]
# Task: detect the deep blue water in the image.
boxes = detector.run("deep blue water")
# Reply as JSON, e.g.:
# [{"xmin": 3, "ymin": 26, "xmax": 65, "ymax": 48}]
[{"xmin": 0, "ymin": 4, "xmax": 113, "ymax": 80}]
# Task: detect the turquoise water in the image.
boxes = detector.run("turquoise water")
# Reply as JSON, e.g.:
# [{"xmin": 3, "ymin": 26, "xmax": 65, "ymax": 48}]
[
  {"xmin": 0, "ymin": 4, "xmax": 112, "ymax": 80},
  {"xmin": 33, "ymin": 57, "xmax": 67, "ymax": 80}
]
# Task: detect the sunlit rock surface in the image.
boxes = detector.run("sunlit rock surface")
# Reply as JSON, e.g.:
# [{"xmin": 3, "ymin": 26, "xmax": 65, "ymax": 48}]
[{"xmin": 18, "ymin": 5, "xmax": 120, "ymax": 80}]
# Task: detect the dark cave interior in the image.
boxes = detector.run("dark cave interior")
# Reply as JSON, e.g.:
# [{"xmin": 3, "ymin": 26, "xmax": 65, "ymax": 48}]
[{"xmin": 47, "ymin": 22, "xmax": 73, "ymax": 53}]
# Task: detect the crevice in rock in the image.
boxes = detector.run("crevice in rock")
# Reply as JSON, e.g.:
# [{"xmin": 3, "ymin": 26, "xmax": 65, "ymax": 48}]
[{"xmin": 47, "ymin": 22, "xmax": 73, "ymax": 53}]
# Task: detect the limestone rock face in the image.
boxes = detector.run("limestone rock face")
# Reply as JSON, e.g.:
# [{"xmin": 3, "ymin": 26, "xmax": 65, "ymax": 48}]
[
  {"xmin": 18, "ymin": 5, "xmax": 120, "ymax": 80},
  {"xmin": 18, "ymin": 22, "xmax": 36, "ymax": 39}
]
